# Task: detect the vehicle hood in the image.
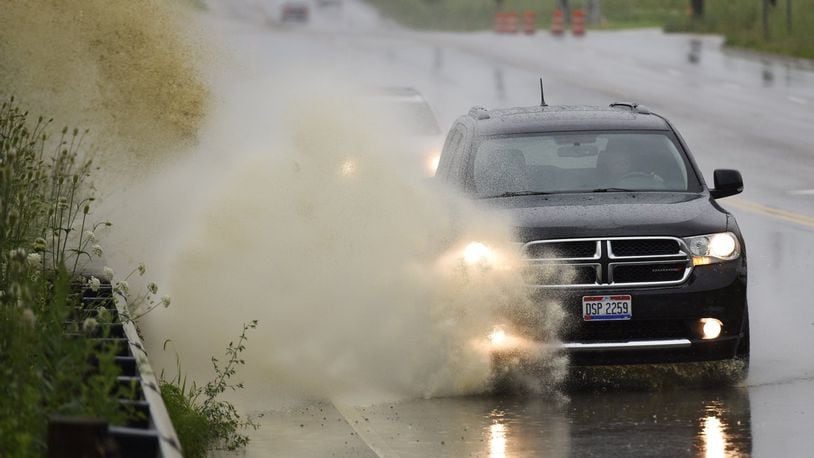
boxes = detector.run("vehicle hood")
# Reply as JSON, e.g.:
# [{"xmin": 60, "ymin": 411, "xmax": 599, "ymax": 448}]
[{"xmin": 479, "ymin": 192, "xmax": 729, "ymax": 242}]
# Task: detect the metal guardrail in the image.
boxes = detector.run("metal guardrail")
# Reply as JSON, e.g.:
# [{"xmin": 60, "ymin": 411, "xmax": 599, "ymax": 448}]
[{"xmin": 65, "ymin": 282, "xmax": 183, "ymax": 458}]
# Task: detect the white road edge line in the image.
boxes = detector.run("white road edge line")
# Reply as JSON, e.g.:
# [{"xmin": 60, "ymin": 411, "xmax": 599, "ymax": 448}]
[
  {"xmin": 788, "ymin": 189, "xmax": 814, "ymax": 195},
  {"xmin": 787, "ymin": 95, "xmax": 808, "ymax": 105},
  {"xmin": 333, "ymin": 402, "xmax": 399, "ymax": 458}
]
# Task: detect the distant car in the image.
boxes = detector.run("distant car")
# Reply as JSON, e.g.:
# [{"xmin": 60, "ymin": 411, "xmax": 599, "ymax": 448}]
[
  {"xmin": 281, "ymin": 1, "xmax": 309, "ymax": 23},
  {"xmin": 437, "ymin": 101, "xmax": 750, "ymax": 380},
  {"xmin": 367, "ymin": 87, "xmax": 444, "ymax": 177}
]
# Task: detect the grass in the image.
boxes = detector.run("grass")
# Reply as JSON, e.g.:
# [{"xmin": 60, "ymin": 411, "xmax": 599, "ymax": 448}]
[
  {"xmin": 160, "ymin": 321, "xmax": 260, "ymax": 457},
  {"xmin": 665, "ymin": 0, "xmax": 814, "ymax": 60},
  {"xmin": 363, "ymin": 0, "xmax": 814, "ymax": 59},
  {"xmin": 362, "ymin": 0, "xmax": 687, "ymax": 31}
]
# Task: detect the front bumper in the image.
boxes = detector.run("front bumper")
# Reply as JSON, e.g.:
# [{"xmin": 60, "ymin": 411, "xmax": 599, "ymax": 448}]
[{"xmin": 529, "ymin": 260, "xmax": 748, "ymax": 365}]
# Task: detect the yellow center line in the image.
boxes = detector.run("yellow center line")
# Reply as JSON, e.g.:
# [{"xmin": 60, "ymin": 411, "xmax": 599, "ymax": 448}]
[{"xmin": 724, "ymin": 198, "xmax": 814, "ymax": 229}]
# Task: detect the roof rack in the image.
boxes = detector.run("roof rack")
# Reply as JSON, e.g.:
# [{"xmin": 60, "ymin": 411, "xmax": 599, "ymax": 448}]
[
  {"xmin": 468, "ymin": 106, "xmax": 491, "ymax": 120},
  {"xmin": 610, "ymin": 102, "xmax": 650, "ymax": 115}
]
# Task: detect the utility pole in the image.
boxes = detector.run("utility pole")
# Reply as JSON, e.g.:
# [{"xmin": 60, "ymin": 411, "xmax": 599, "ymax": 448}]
[
  {"xmin": 690, "ymin": 0, "xmax": 704, "ymax": 18},
  {"xmin": 763, "ymin": 0, "xmax": 770, "ymax": 40},
  {"xmin": 558, "ymin": 0, "xmax": 571, "ymax": 26},
  {"xmin": 587, "ymin": 0, "xmax": 601, "ymax": 25},
  {"xmin": 787, "ymin": 0, "xmax": 792, "ymax": 33}
]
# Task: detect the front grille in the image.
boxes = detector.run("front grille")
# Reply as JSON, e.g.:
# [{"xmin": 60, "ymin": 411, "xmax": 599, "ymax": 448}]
[
  {"xmin": 611, "ymin": 239, "xmax": 680, "ymax": 257},
  {"xmin": 521, "ymin": 237, "xmax": 691, "ymax": 288},
  {"xmin": 523, "ymin": 264, "xmax": 598, "ymax": 286},
  {"xmin": 525, "ymin": 241, "xmax": 598, "ymax": 259},
  {"xmin": 611, "ymin": 262, "xmax": 688, "ymax": 284}
]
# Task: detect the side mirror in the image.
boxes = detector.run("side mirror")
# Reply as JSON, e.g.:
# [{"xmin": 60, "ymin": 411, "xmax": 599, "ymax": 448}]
[{"xmin": 710, "ymin": 169, "xmax": 743, "ymax": 199}]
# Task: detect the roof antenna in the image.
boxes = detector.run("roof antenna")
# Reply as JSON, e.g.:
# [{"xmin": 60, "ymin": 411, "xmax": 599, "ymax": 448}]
[{"xmin": 539, "ymin": 78, "xmax": 548, "ymax": 107}]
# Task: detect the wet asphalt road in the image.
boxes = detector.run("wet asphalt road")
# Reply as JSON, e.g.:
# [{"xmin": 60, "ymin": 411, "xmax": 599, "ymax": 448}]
[{"xmin": 205, "ymin": 1, "xmax": 814, "ymax": 456}]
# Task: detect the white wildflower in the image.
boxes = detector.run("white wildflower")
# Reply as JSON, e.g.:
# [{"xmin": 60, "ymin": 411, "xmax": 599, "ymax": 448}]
[
  {"xmin": 115, "ymin": 280, "xmax": 129, "ymax": 296},
  {"xmin": 137, "ymin": 263, "xmax": 146, "ymax": 276},
  {"xmin": 147, "ymin": 282, "xmax": 158, "ymax": 295},
  {"xmin": 82, "ymin": 317, "xmax": 98, "ymax": 333},
  {"xmin": 161, "ymin": 295, "xmax": 171, "ymax": 308},
  {"xmin": 97, "ymin": 306, "xmax": 110, "ymax": 323},
  {"xmin": 91, "ymin": 244, "xmax": 103, "ymax": 257},
  {"xmin": 10, "ymin": 248, "xmax": 26, "ymax": 260},
  {"xmin": 84, "ymin": 231, "xmax": 97, "ymax": 243},
  {"xmin": 26, "ymin": 253, "xmax": 42, "ymax": 268},
  {"xmin": 87, "ymin": 276, "xmax": 101, "ymax": 292},
  {"xmin": 22, "ymin": 308, "xmax": 36, "ymax": 327},
  {"xmin": 103, "ymin": 266, "xmax": 115, "ymax": 281}
]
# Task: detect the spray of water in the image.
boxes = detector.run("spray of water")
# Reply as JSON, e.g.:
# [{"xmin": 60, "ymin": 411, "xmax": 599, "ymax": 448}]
[
  {"xmin": 0, "ymin": 0, "xmax": 209, "ymax": 181},
  {"xmin": 1, "ymin": 0, "xmax": 566, "ymax": 407},
  {"xmin": 135, "ymin": 77, "xmax": 565, "ymax": 408}
]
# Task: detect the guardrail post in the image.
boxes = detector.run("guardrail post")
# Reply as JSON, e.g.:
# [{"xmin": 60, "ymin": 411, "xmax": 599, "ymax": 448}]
[{"xmin": 48, "ymin": 416, "xmax": 117, "ymax": 457}]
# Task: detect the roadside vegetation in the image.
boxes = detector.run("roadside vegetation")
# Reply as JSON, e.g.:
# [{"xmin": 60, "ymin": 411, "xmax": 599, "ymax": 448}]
[
  {"xmin": 0, "ymin": 99, "xmax": 128, "ymax": 455},
  {"xmin": 665, "ymin": 1, "xmax": 814, "ymax": 60},
  {"xmin": 363, "ymin": 0, "xmax": 686, "ymax": 31},
  {"xmin": 363, "ymin": 0, "xmax": 814, "ymax": 59},
  {"xmin": 160, "ymin": 321, "xmax": 260, "ymax": 457},
  {"xmin": 0, "ymin": 98, "xmax": 257, "ymax": 455}
]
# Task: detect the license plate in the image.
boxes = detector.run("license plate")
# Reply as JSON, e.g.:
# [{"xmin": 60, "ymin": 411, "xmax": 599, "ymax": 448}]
[{"xmin": 582, "ymin": 295, "xmax": 632, "ymax": 321}]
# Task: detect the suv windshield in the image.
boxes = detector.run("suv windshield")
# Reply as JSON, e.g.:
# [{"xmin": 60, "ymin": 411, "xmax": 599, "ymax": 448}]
[{"xmin": 473, "ymin": 132, "xmax": 696, "ymax": 198}]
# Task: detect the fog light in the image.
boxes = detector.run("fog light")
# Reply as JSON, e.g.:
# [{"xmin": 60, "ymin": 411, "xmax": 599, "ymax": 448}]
[
  {"xmin": 700, "ymin": 318, "xmax": 723, "ymax": 340},
  {"xmin": 463, "ymin": 242, "xmax": 495, "ymax": 266}
]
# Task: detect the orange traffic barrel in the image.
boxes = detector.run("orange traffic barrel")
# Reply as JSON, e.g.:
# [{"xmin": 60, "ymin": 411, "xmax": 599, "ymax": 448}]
[
  {"xmin": 523, "ymin": 10, "xmax": 536, "ymax": 35},
  {"xmin": 494, "ymin": 12, "xmax": 520, "ymax": 34},
  {"xmin": 550, "ymin": 8, "xmax": 565, "ymax": 36},
  {"xmin": 572, "ymin": 8, "xmax": 586, "ymax": 36}
]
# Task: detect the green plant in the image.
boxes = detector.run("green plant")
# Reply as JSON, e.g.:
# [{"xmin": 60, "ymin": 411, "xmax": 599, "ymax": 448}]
[
  {"xmin": 0, "ymin": 98, "xmax": 136, "ymax": 455},
  {"xmin": 161, "ymin": 320, "xmax": 260, "ymax": 457},
  {"xmin": 362, "ymin": 0, "xmax": 687, "ymax": 31},
  {"xmin": 665, "ymin": 0, "xmax": 814, "ymax": 60}
]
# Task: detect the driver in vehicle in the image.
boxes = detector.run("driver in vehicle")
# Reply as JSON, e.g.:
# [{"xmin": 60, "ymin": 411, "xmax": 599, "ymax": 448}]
[{"xmin": 597, "ymin": 139, "xmax": 664, "ymax": 188}]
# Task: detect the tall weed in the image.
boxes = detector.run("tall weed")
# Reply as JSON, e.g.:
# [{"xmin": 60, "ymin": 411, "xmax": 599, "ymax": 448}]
[{"xmin": 0, "ymin": 99, "xmax": 128, "ymax": 455}]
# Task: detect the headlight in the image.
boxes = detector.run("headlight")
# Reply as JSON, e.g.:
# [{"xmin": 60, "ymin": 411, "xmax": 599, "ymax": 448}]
[
  {"xmin": 463, "ymin": 241, "xmax": 496, "ymax": 267},
  {"xmin": 426, "ymin": 151, "xmax": 441, "ymax": 176},
  {"xmin": 684, "ymin": 232, "xmax": 740, "ymax": 266},
  {"xmin": 488, "ymin": 326, "xmax": 507, "ymax": 346}
]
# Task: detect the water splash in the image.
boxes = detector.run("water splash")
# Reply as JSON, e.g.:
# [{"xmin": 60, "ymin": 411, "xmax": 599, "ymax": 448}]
[{"xmin": 141, "ymin": 82, "xmax": 564, "ymax": 408}]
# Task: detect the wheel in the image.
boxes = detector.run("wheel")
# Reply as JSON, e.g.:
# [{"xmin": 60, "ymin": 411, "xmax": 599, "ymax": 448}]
[{"xmin": 734, "ymin": 302, "xmax": 750, "ymax": 380}]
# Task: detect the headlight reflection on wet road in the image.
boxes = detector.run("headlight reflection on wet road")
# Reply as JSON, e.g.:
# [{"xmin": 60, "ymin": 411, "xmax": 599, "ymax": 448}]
[
  {"xmin": 489, "ymin": 421, "xmax": 507, "ymax": 458},
  {"xmin": 702, "ymin": 415, "xmax": 727, "ymax": 458}
]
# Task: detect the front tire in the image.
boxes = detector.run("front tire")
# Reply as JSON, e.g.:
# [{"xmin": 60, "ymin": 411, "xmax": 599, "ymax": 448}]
[{"xmin": 731, "ymin": 302, "xmax": 750, "ymax": 383}]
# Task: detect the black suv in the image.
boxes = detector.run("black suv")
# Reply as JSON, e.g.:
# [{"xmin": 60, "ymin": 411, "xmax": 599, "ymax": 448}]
[{"xmin": 436, "ymin": 102, "xmax": 749, "ymax": 372}]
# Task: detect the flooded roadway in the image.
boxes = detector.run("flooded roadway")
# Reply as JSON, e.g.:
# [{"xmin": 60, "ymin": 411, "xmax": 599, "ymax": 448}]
[{"xmin": 200, "ymin": 1, "xmax": 814, "ymax": 456}]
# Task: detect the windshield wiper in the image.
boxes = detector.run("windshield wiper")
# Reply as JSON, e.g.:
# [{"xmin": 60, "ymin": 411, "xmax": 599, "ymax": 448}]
[
  {"xmin": 590, "ymin": 188, "xmax": 637, "ymax": 193},
  {"xmin": 479, "ymin": 191, "xmax": 555, "ymax": 199}
]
